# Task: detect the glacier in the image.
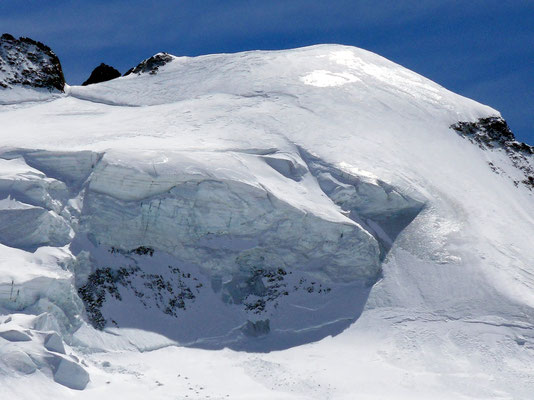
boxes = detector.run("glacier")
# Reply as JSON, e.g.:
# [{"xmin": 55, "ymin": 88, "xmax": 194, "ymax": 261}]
[{"xmin": 0, "ymin": 42, "xmax": 533, "ymax": 399}]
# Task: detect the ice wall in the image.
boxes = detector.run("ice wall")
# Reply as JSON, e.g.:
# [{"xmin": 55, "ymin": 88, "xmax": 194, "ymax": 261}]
[{"xmin": 0, "ymin": 147, "xmax": 424, "ymax": 385}]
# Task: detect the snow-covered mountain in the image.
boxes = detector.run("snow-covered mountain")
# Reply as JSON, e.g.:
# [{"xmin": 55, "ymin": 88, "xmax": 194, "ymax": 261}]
[{"xmin": 0, "ymin": 37, "xmax": 533, "ymax": 399}]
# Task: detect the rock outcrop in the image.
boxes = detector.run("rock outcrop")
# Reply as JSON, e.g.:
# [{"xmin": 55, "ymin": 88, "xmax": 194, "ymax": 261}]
[
  {"xmin": 451, "ymin": 117, "xmax": 533, "ymax": 189},
  {"xmin": 451, "ymin": 117, "xmax": 533, "ymax": 154},
  {"xmin": 82, "ymin": 63, "xmax": 121, "ymax": 86},
  {"xmin": 124, "ymin": 52, "xmax": 173, "ymax": 76},
  {"xmin": 0, "ymin": 33, "xmax": 65, "ymax": 91}
]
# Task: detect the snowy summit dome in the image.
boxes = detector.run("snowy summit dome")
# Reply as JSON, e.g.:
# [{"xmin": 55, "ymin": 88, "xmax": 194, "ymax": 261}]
[{"xmin": 0, "ymin": 37, "xmax": 533, "ymax": 399}]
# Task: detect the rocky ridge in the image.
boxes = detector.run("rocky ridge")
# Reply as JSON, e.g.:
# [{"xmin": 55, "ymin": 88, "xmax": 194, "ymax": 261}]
[
  {"xmin": 451, "ymin": 117, "xmax": 534, "ymax": 189},
  {"xmin": 81, "ymin": 63, "xmax": 121, "ymax": 86},
  {"xmin": 124, "ymin": 52, "xmax": 174, "ymax": 76},
  {"xmin": 0, "ymin": 33, "xmax": 65, "ymax": 91}
]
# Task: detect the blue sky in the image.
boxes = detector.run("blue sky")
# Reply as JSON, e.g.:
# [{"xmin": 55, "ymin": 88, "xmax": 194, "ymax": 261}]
[{"xmin": 1, "ymin": 1, "xmax": 532, "ymax": 143}]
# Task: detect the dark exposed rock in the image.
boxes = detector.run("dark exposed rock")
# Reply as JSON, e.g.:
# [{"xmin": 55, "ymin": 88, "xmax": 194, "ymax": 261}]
[
  {"xmin": 450, "ymin": 117, "xmax": 533, "ymax": 154},
  {"xmin": 78, "ymin": 256, "xmax": 201, "ymax": 329},
  {"xmin": 0, "ymin": 33, "xmax": 65, "ymax": 91},
  {"xmin": 109, "ymin": 245, "xmax": 154, "ymax": 257},
  {"xmin": 221, "ymin": 267, "xmax": 330, "ymax": 315},
  {"xmin": 451, "ymin": 117, "xmax": 533, "ymax": 190},
  {"xmin": 124, "ymin": 52, "xmax": 173, "ymax": 76},
  {"xmin": 81, "ymin": 63, "xmax": 121, "ymax": 86},
  {"xmin": 77, "ymin": 267, "xmax": 124, "ymax": 329}
]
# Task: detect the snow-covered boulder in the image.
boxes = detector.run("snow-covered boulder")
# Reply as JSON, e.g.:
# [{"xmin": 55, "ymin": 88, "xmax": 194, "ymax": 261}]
[
  {"xmin": 51, "ymin": 356, "xmax": 90, "ymax": 390},
  {"xmin": 0, "ymin": 329, "xmax": 32, "ymax": 342},
  {"xmin": 1, "ymin": 350, "xmax": 36, "ymax": 374},
  {"xmin": 44, "ymin": 332, "xmax": 66, "ymax": 354}
]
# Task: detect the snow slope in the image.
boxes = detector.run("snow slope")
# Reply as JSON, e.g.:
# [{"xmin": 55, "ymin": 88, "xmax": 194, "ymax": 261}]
[{"xmin": 0, "ymin": 44, "xmax": 533, "ymax": 398}]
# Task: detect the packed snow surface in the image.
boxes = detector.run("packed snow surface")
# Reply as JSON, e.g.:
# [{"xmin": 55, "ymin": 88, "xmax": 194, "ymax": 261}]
[{"xmin": 0, "ymin": 44, "xmax": 533, "ymax": 399}]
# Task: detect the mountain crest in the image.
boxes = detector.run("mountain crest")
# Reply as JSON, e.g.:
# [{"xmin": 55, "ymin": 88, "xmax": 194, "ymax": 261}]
[
  {"xmin": 0, "ymin": 33, "xmax": 65, "ymax": 91},
  {"xmin": 451, "ymin": 117, "xmax": 533, "ymax": 189},
  {"xmin": 123, "ymin": 52, "xmax": 174, "ymax": 76},
  {"xmin": 82, "ymin": 63, "xmax": 121, "ymax": 86}
]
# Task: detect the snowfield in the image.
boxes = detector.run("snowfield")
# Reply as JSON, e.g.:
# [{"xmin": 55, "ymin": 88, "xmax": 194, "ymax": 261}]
[{"xmin": 0, "ymin": 44, "xmax": 533, "ymax": 399}]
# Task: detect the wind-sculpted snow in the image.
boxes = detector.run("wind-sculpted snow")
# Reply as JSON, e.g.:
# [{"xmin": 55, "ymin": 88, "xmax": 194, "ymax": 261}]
[
  {"xmin": 0, "ymin": 43, "xmax": 533, "ymax": 398},
  {"xmin": 67, "ymin": 45, "xmax": 498, "ymax": 116}
]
